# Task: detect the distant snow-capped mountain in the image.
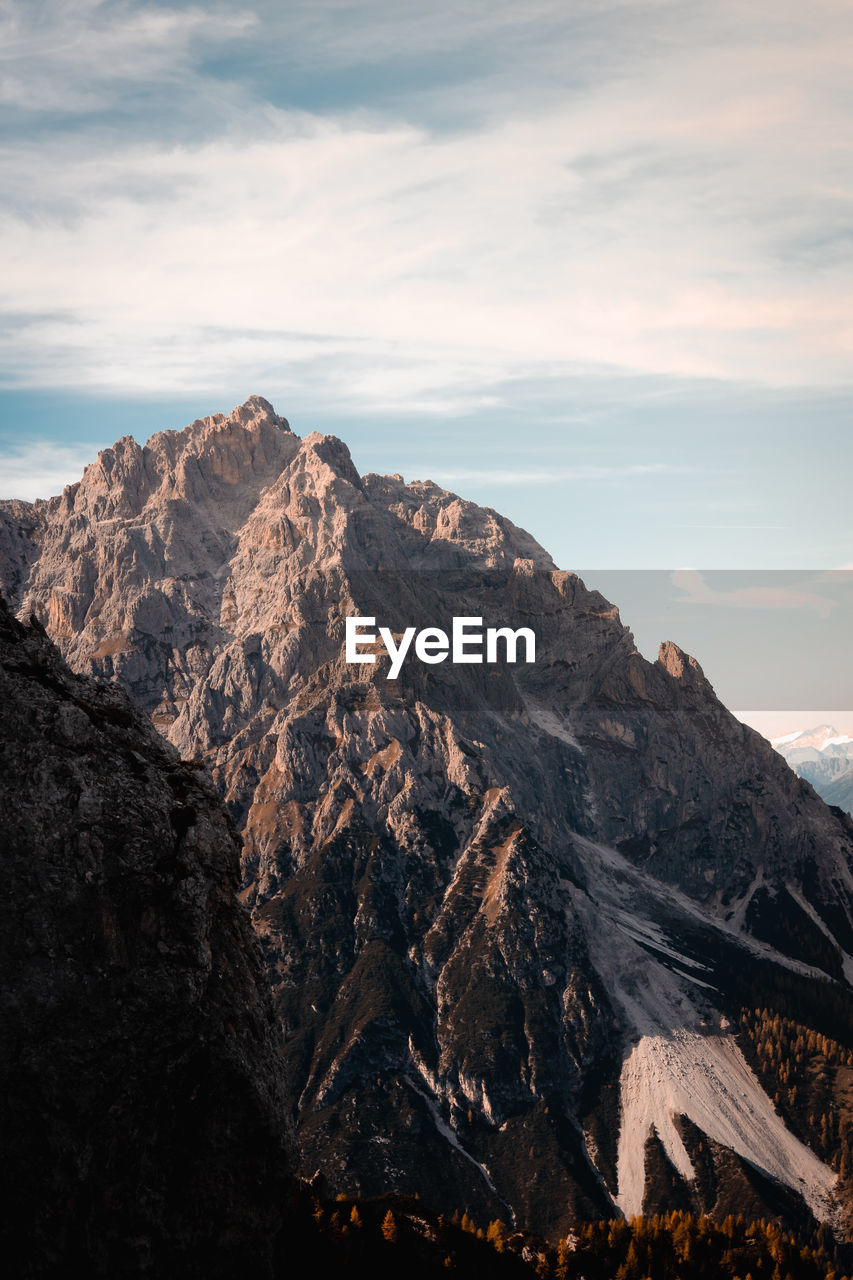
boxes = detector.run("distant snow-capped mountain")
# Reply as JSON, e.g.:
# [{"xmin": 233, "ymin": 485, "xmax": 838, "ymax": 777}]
[
  {"xmin": 822, "ymin": 765, "xmax": 853, "ymax": 816},
  {"xmin": 772, "ymin": 725, "xmax": 853, "ymax": 813},
  {"xmin": 772, "ymin": 725, "xmax": 853, "ymax": 753}
]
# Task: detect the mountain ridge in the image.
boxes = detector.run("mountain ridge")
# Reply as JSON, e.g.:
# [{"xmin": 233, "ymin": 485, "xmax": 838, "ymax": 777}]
[{"xmin": 4, "ymin": 396, "xmax": 853, "ymax": 1239}]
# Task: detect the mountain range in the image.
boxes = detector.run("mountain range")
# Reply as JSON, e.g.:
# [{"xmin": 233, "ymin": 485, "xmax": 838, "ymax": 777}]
[
  {"xmin": 773, "ymin": 727, "xmax": 853, "ymax": 818},
  {"xmin": 3, "ymin": 396, "xmax": 853, "ymax": 1249}
]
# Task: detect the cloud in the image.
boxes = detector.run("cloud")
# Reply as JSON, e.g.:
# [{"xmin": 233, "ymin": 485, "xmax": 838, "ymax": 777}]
[
  {"xmin": 0, "ymin": 441, "xmax": 95, "ymax": 501},
  {"xmin": 0, "ymin": 1, "xmax": 852, "ymax": 405},
  {"xmin": 0, "ymin": 1, "xmax": 257, "ymax": 112},
  {"xmin": 421, "ymin": 463, "xmax": 680, "ymax": 485},
  {"xmin": 678, "ymin": 524, "xmax": 787, "ymax": 530},
  {"xmin": 671, "ymin": 569, "xmax": 837, "ymax": 619}
]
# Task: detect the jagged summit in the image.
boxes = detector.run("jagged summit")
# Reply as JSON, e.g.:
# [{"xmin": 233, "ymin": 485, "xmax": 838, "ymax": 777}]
[
  {"xmin": 2, "ymin": 398, "xmax": 853, "ymax": 1238},
  {"xmin": 163, "ymin": 392, "xmax": 292, "ymax": 440},
  {"xmin": 656, "ymin": 639, "xmax": 711, "ymax": 689},
  {"xmin": 75, "ymin": 394, "xmax": 297, "ymax": 519},
  {"xmin": 152, "ymin": 392, "xmax": 294, "ymax": 459}
]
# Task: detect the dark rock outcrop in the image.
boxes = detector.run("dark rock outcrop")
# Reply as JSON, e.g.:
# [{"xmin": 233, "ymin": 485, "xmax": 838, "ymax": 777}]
[{"xmin": 0, "ymin": 597, "xmax": 295, "ymax": 1278}]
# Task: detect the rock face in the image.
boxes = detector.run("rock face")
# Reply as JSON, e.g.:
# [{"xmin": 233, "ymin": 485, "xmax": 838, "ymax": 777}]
[
  {"xmin": 0, "ymin": 596, "xmax": 295, "ymax": 1277},
  {"xmin": 5, "ymin": 396, "xmax": 853, "ymax": 1238}
]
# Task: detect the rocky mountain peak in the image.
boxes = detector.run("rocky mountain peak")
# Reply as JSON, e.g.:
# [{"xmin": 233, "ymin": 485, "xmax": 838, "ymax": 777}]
[
  {"xmin": 36, "ymin": 396, "xmax": 298, "ymax": 530},
  {"xmin": 773, "ymin": 723, "xmax": 853, "ymax": 817},
  {"xmin": 775, "ymin": 725, "xmax": 849, "ymax": 752},
  {"xmin": 656, "ymin": 638, "xmax": 709, "ymax": 688},
  {"xmin": 4, "ymin": 398, "xmax": 853, "ymax": 1240},
  {"xmin": 167, "ymin": 392, "xmax": 292, "ymax": 444},
  {"xmin": 230, "ymin": 392, "xmax": 291, "ymax": 429}
]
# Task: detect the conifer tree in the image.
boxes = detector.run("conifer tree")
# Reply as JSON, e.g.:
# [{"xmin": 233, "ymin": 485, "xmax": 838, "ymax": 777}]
[
  {"xmin": 486, "ymin": 1218, "xmax": 507, "ymax": 1253},
  {"xmin": 381, "ymin": 1209, "xmax": 397, "ymax": 1243}
]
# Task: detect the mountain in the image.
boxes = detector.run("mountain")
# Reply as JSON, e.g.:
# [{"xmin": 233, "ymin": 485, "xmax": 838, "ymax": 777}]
[
  {"xmin": 773, "ymin": 726, "xmax": 853, "ymax": 812},
  {"xmin": 0, "ymin": 596, "xmax": 558, "ymax": 1280},
  {"xmin": 823, "ymin": 767, "xmax": 853, "ymax": 819},
  {"xmin": 0, "ymin": 595, "xmax": 296, "ymax": 1277},
  {"xmin": 773, "ymin": 727, "xmax": 853, "ymax": 754},
  {"xmin": 4, "ymin": 395, "xmax": 853, "ymax": 1241}
]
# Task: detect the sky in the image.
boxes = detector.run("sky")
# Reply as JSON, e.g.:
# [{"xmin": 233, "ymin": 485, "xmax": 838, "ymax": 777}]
[{"xmin": 0, "ymin": 0, "xmax": 851, "ymax": 730}]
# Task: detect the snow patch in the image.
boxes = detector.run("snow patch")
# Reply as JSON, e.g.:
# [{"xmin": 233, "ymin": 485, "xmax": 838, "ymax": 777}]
[
  {"xmin": 773, "ymin": 725, "xmax": 853, "ymax": 755},
  {"xmin": 771, "ymin": 729, "xmax": 805, "ymax": 746}
]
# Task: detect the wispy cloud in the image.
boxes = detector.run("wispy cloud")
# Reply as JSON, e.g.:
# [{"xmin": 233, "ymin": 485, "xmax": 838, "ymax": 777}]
[
  {"xmin": 421, "ymin": 463, "xmax": 680, "ymax": 485},
  {"xmin": 0, "ymin": 1, "xmax": 852, "ymax": 406},
  {"xmin": 0, "ymin": 441, "xmax": 95, "ymax": 501},
  {"xmin": 0, "ymin": 2, "xmax": 257, "ymax": 113},
  {"xmin": 678, "ymin": 524, "xmax": 788, "ymax": 530},
  {"xmin": 671, "ymin": 569, "xmax": 837, "ymax": 618}
]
